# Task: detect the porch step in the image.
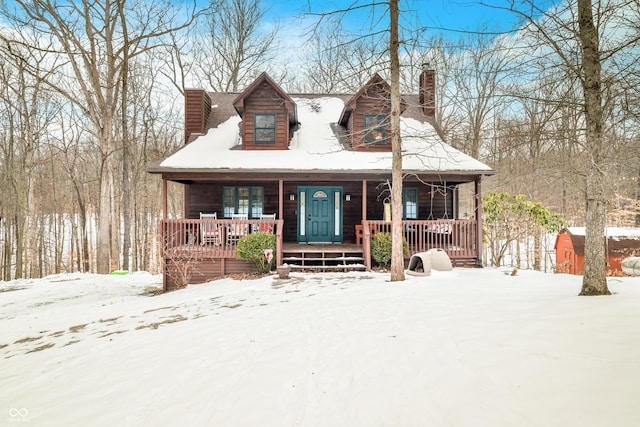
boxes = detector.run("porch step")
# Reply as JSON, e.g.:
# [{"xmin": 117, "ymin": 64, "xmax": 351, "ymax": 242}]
[
  {"xmin": 288, "ymin": 264, "xmax": 367, "ymax": 272},
  {"xmin": 451, "ymin": 258, "xmax": 482, "ymax": 268},
  {"xmin": 282, "ymin": 246, "xmax": 366, "ymax": 272}
]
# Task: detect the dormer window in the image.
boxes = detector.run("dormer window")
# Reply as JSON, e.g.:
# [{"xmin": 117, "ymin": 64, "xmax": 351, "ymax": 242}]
[
  {"xmin": 364, "ymin": 114, "xmax": 387, "ymax": 144},
  {"xmin": 338, "ymin": 74, "xmax": 404, "ymax": 151},
  {"xmin": 254, "ymin": 113, "xmax": 276, "ymax": 144},
  {"xmin": 232, "ymin": 72, "xmax": 297, "ymax": 150}
]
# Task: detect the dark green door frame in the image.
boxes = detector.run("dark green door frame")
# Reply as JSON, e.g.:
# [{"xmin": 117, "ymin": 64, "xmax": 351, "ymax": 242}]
[{"xmin": 297, "ymin": 186, "xmax": 343, "ymax": 243}]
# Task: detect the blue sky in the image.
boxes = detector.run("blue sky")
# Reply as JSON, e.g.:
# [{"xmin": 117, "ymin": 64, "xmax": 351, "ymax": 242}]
[{"xmin": 263, "ymin": 0, "xmax": 554, "ymax": 40}]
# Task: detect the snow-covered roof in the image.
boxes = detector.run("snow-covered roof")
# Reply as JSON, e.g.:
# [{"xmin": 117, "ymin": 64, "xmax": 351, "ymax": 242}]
[
  {"xmin": 150, "ymin": 97, "xmax": 495, "ymax": 176},
  {"xmin": 566, "ymin": 227, "xmax": 640, "ymax": 238}
]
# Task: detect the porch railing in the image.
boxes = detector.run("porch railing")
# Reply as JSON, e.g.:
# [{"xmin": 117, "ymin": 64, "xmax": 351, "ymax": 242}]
[
  {"xmin": 362, "ymin": 219, "xmax": 478, "ymax": 269},
  {"xmin": 160, "ymin": 218, "xmax": 283, "ymax": 265},
  {"xmin": 161, "ymin": 218, "xmax": 477, "ymax": 271}
]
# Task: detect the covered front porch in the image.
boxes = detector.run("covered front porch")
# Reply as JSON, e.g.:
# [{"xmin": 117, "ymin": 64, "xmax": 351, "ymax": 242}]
[
  {"xmin": 157, "ymin": 173, "xmax": 486, "ymax": 290},
  {"xmin": 160, "ymin": 216, "xmax": 480, "ymax": 290}
]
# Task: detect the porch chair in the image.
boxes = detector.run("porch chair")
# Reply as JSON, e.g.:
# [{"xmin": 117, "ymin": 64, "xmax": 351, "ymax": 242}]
[
  {"xmin": 253, "ymin": 213, "xmax": 276, "ymax": 233},
  {"xmin": 227, "ymin": 213, "xmax": 249, "ymax": 245},
  {"xmin": 200, "ymin": 212, "xmax": 220, "ymax": 245}
]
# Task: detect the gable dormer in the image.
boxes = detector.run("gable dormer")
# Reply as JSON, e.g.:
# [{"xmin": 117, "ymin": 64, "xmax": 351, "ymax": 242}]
[
  {"xmin": 232, "ymin": 72, "xmax": 298, "ymax": 150},
  {"xmin": 338, "ymin": 74, "xmax": 406, "ymax": 152}
]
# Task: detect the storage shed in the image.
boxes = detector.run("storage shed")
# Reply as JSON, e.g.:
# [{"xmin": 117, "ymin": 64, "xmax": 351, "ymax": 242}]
[{"xmin": 555, "ymin": 227, "xmax": 640, "ymax": 275}]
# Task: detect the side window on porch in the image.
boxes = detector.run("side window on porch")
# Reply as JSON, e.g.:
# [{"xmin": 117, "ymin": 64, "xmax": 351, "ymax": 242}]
[
  {"xmin": 223, "ymin": 186, "xmax": 264, "ymax": 218},
  {"xmin": 250, "ymin": 187, "xmax": 264, "ymax": 217},
  {"xmin": 403, "ymin": 187, "xmax": 418, "ymax": 219}
]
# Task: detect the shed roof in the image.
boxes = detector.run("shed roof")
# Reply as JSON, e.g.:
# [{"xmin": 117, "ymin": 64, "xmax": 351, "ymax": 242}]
[{"xmin": 556, "ymin": 227, "xmax": 640, "ymax": 256}]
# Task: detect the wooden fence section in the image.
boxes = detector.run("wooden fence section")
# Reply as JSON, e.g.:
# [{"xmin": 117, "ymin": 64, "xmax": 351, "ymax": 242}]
[
  {"xmin": 362, "ymin": 219, "xmax": 478, "ymax": 269},
  {"xmin": 160, "ymin": 218, "xmax": 283, "ymax": 264}
]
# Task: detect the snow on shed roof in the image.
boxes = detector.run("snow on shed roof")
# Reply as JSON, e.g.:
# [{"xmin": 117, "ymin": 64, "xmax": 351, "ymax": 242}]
[
  {"xmin": 566, "ymin": 227, "xmax": 640, "ymax": 238},
  {"xmin": 152, "ymin": 96, "xmax": 495, "ymax": 175}
]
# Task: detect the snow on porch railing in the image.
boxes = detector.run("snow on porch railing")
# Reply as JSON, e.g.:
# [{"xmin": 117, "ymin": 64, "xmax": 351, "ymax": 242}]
[
  {"xmin": 160, "ymin": 218, "xmax": 282, "ymax": 264},
  {"xmin": 362, "ymin": 219, "xmax": 478, "ymax": 260}
]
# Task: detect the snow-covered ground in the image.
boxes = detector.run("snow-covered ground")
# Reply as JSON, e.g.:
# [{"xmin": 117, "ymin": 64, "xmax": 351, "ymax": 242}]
[{"xmin": 1, "ymin": 269, "xmax": 639, "ymax": 426}]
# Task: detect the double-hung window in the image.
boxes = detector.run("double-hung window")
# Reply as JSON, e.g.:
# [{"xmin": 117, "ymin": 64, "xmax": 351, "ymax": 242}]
[
  {"xmin": 364, "ymin": 114, "xmax": 387, "ymax": 144},
  {"xmin": 403, "ymin": 187, "xmax": 418, "ymax": 219},
  {"xmin": 223, "ymin": 186, "xmax": 264, "ymax": 218},
  {"xmin": 254, "ymin": 113, "xmax": 276, "ymax": 144}
]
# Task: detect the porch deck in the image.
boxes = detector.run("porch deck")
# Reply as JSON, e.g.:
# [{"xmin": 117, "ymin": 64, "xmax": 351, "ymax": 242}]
[
  {"xmin": 160, "ymin": 218, "xmax": 480, "ymax": 290},
  {"xmin": 161, "ymin": 219, "xmax": 478, "ymax": 263}
]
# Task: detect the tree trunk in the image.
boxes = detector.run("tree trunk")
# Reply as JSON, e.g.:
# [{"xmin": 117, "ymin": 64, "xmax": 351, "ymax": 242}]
[
  {"xmin": 77, "ymin": 187, "xmax": 91, "ymax": 272},
  {"xmin": 636, "ymin": 169, "xmax": 640, "ymax": 227},
  {"xmin": 577, "ymin": 0, "xmax": 610, "ymax": 295},
  {"xmin": 2, "ymin": 220, "xmax": 12, "ymax": 281},
  {"xmin": 389, "ymin": 0, "xmax": 405, "ymax": 281},
  {"xmin": 534, "ymin": 228, "xmax": 541, "ymax": 271},
  {"xmin": 13, "ymin": 213, "xmax": 24, "ymax": 279},
  {"xmin": 120, "ymin": 3, "xmax": 131, "ymax": 271},
  {"xmin": 97, "ymin": 130, "xmax": 114, "ymax": 274}
]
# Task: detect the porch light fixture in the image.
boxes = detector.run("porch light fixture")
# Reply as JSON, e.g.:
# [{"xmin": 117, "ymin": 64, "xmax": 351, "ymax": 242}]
[
  {"xmin": 345, "ymin": 194, "xmax": 351, "ymax": 201},
  {"xmin": 289, "ymin": 193, "xmax": 296, "ymax": 201}
]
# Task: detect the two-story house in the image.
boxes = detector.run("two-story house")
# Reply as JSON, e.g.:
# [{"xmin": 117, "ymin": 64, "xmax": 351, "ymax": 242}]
[{"xmin": 149, "ymin": 68, "xmax": 495, "ymax": 291}]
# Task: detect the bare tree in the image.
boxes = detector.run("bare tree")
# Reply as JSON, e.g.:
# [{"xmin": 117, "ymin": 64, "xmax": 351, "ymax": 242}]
[
  {"xmin": 448, "ymin": 32, "xmax": 511, "ymax": 158},
  {"xmin": 299, "ymin": 18, "xmax": 347, "ymax": 93},
  {"xmin": 576, "ymin": 0, "xmax": 609, "ymax": 295},
  {"xmin": 1, "ymin": 0, "xmax": 198, "ymax": 274},
  {"xmin": 0, "ymin": 35, "xmax": 54, "ymax": 279},
  {"xmin": 388, "ymin": 0, "xmax": 405, "ymax": 281},
  {"xmin": 192, "ymin": 0, "xmax": 279, "ymax": 92},
  {"xmin": 301, "ymin": 17, "xmax": 386, "ymax": 93},
  {"xmin": 305, "ymin": 0, "xmax": 404, "ymax": 279},
  {"xmin": 483, "ymin": 0, "xmax": 640, "ymax": 294}
]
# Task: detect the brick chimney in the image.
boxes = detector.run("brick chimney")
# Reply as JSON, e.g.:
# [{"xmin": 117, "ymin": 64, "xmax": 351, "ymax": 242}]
[
  {"xmin": 419, "ymin": 63, "xmax": 436, "ymax": 118},
  {"xmin": 184, "ymin": 89, "xmax": 212, "ymax": 144}
]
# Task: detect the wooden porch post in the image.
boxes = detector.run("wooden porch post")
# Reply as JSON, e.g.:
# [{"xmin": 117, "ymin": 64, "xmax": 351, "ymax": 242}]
[
  {"xmin": 183, "ymin": 181, "xmax": 189, "ymax": 218},
  {"xmin": 475, "ymin": 176, "xmax": 484, "ymax": 267},
  {"xmin": 162, "ymin": 177, "xmax": 168, "ymax": 220},
  {"xmin": 278, "ymin": 179, "xmax": 283, "ymax": 220},
  {"xmin": 363, "ymin": 220, "xmax": 372, "ymax": 271},
  {"xmin": 161, "ymin": 177, "xmax": 168, "ymax": 291},
  {"xmin": 278, "ymin": 180, "xmax": 284, "ymax": 267},
  {"xmin": 362, "ymin": 180, "xmax": 367, "ymax": 220},
  {"xmin": 362, "ymin": 180, "xmax": 371, "ymax": 270}
]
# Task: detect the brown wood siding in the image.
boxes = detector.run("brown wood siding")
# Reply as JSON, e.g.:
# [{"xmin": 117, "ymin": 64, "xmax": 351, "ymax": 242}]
[
  {"xmin": 186, "ymin": 181, "xmax": 281, "ymax": 219},
  {"xmin": 186, "ymin": 179, "xmax": 456, "ymax": 244},
  {"xmin": 242, "ymin": 82, "xmax": 290, "ymax": 150},
  {"xmin": 346, "ymin": 114, "xmax": 354, "ymax": 145},
  {"xmin": 186, "ymin": 181, "xmax": 361, "ymax": 243},
  {"xmin": 350, "ymin": 85, "xmax": 392, "ymax": 152},
  {"xmin": 364, "ymin": 181, "xmax": 455, "ymax": 221},
  {"xmin": 184, "ymin": 89, "xmax": 211, "ymax": 144},
  {"xmin": 280, "ymin": 183, "xmax": 299, "ymax": 241}
]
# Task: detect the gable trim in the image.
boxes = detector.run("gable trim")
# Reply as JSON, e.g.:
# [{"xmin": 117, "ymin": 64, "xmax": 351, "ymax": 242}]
[{"xmin": 232, "ymin": 72, "xmax": 297, "ymax": 124}]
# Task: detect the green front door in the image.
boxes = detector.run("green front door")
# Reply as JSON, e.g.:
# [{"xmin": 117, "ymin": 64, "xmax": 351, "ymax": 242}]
[{"xmin": 298, "ymin": 186, "xmax": 343, "ymax": 243}]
